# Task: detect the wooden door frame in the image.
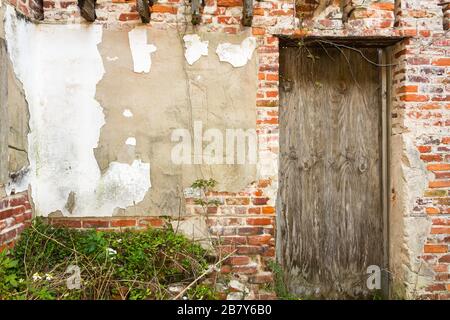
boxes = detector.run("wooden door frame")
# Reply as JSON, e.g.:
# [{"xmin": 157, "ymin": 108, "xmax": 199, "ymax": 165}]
[
  {"xmin": 380, "ymin": 47, "xmax": 392, "ymax": 298},
  {"xmin": 277, "ymin": 37, "xmax": 400, "ymax": 298}
]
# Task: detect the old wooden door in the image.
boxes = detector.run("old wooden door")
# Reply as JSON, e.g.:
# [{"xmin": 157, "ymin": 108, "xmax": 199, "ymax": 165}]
[{"xmin": 278, "ymin": 46, "xmax": 386, "ymax": 298}]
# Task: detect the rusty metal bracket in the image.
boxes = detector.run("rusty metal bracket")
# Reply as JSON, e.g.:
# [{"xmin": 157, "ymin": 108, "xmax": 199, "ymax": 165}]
[
  {"xmin": 78, "ymin": 0, "xmax": 96, "ymax": 22},
  {"xmin": 137, "ymin": 0, "xmax": 153, "ymax": 23},
  {"xmin": 242, "ymin": 0, "xmax": 253, "ymax": 26}
]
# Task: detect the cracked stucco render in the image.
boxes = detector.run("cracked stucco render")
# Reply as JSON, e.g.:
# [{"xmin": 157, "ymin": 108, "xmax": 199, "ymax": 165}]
[{"xmin": 4, "ymin": 6, "xmax": 151, "ymax": 217}]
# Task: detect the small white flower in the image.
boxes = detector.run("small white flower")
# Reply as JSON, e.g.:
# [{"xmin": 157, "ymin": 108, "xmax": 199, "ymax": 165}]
[
  {"xmin": 45, "ymin": 273, "xmax": 53, "ymax": 281},
  {"xmin": 32, "ymin": 273, "xmax": 42, "ymax": 281},
  {"xmin": 106, "ymin": 248, "xmax": 117, "ymax": 255},
  {"xmin": 182, "ymin": 296, "xmax": 188, "ymax": 300}
]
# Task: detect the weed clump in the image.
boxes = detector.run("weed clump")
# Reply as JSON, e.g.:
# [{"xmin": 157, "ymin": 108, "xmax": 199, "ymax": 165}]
[{"xmin": 0, "ymin": 218, "xmax": 218, "ymax": 300}]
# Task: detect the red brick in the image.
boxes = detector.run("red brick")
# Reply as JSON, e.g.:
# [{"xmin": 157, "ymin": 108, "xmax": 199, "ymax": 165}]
[
  {"xmin": 9, "ymin": 194, "xmax": 28, "ymax": 207},
  {"xmin": 431, "ymin": 227, "xmax": 450, "ymax": 234},
  {"xmin": 434, "ymin": 264, "xmax": 448, "ymax": 273},
  {"xmin": 248, "ymin": 207, "xmax": 261, "ymax": 214},
  {"xmin": 225, "ymin": 197, "xmax": 250, "ymax": 205},
  {"xmin": 252, "ymin": 27, "xmax": 266, "ymax": 35},
  {"xmin": 262, "ymin": 206, "xmax": 275, "ymax": 214},
  {"xmin": 420, "ymin": 154, "xmax": 442, "ymax": 162},
  {"xmin": 23, "ymin": 211, "xmax": 32, "ymax": 221},
  {"xmin": 248, "ymin": 234, "xmax": 272, "ymax": 245},
  {"xmin": 118, "ymin": 13, "xmax": 140, "ymax": 21},
  {"xmin": 51, "ymin": 219, "xmax": 82, "ymax": 228},
  {"xmin": 82, "ymin": 220, "xmax": 110, "ymax": 228},
  {"xmin": 435, "ymin": 172, "xmax": 450, "ymax": 179},
  {"xmin": 426, "ymin": 283, "xmax": 446, "ymax": 292},
  {"xmin": 237, "ymin": 226, "xmax": 263, "ymax": 235},
  {"xmin": 432, "ymin": 58, "xmax": 450, "ymax": 66},
  {"xmin": 418, "ymin": 146, "xmax": 431, "ymax": 153},
  {"xmin": 0, "ymin": 206, "xmax": 25, "ymax": 220},
  {"xmin": 439, "ymin": 255, "xmax": 450, "ymax": 263},
  {"xmin": 253, "ymin": 8, "xmax": 265, "ymax": 16},
  {"xmin": 429, "ymin": 180, "xmax": 450, "ymax": 188},
  {"xmin": 60, "ymin": 1, "xmax": 76, "ymax": 8},
  {"xmin": 247, "ymin": 218, "xmax": 272, "ymax": 225},
  {"xmin": 427, "ymin": 164, "xmax": 450, "ymax": 171},
  {"xmin": 370, "ymin": 2, "xmax": 394, "ymax": 10},
  {"xmin": 407, "ymin": 57, "xmax": 430, "ymax": 65},
  {"xmin": 13, "ymin": 214, "xmax": 26, "ymax": 224},
  {"xmin": 217, "ymin": 0, "xmax": 242, "ymax": 7},
  {"xmin": 222, "ymin": 236, "xmax": 247, "ymax": 245},
  {"xmin": 424, "ymin": 244, "xmax": 448, "ymax": 253},
  {"xmin": 400, "ymin": 94, "xmax": 429, "ymax": 102},
  {"xmin": 43, "ymin": 0, "xmax": 55, "ymax": 8},
  {"xmin": 236, "ymin": 245, "xmax": 262, "ymax": 255},
  {"xmin": 111, "ymin": 219, "xmax": 136, "ymax": 227},
  {"xmin": 225, "ymin": 256, "xmax": 251, "ymax": 265},
  {"xmin": 217, "ymin": 245, "xmax": 235, "ymax": 255},
  {"xmin": 207, "ymin": 206, "xmax": 218, "ymax": 214},
  {"xmin": 138, "ymin": 217, "xmax": 165, "ymax": 227},
  {"xmin": 231, "ymin": 264, "xmax": 257, "ymax": 274},
  {"xmin": 426, "ymin": 207, "xmax": 440, "ymax": 215},
  {"xmin": 0, "ymin": 229, "xmax": 17, "ymax": 244},
  {"xmin": 266, "ymin": 74, "xmax": 279, "ymax": 81},
  {"xmin": 269, "ymin": 9, "xmax": 294, "ymax": 16},
  {"xmin": 252, "ymin": 197, "xmax": 269, "ymax": 205},
  {"xmin": 220, "ymin": 265, "xmax": 232, "ymax": 273},
  {"xmin": 150, "ymin": 5, "xmax": 178, "ymax": 14},
  {"xmin": 261, "ymin": 246, "xmax": 275, "ymax": 257}
]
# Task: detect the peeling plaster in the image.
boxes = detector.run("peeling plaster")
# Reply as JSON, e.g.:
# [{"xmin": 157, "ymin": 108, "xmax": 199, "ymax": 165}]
[
  {"xmin": 183, "ymin": 34, "xmax": 208, "ymax": 65},
  {"xmin": 401, "ymin": 132, "xmax": 433, "ymax": 295},
  {"xmin": 122, "ymin": 109, "xmax": 133, "ymax": 117},
  {"xmin": 216, "ymin": 37, "xmax": 256, "ymax": 68},
  {"xmin": 125, "ymin": 137, "xmax": 136, "ymax": 146},
  {"xmin": 4, "ymin": 6, "xmax": 151, "ymax": 217},
  {"xmin": 128, "ymin": 27, "xmax": 157, "ymax": 73},
  {"xmin": 390, "ymin": 121, "xmax": 443, "ymax": 297}
]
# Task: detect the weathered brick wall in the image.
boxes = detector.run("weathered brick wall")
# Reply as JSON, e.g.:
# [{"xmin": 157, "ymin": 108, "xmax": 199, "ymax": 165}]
[
  {"xmin": 388, "ymin": 0, "xmax": 449, "ymax": 299},
  {"xmin": 42, "ymin": 179, "xmax": 277, "ymax": 300},
  {"xmin": 0, "ymin": 191, "xmax": 32, "ymax": 252},
  {"xmin": 5, "ymin": 0, "xmax": 43, "ymax": 20},
  {"xmin": 2, "ymin": 0, "xmax": 449, "ymax": 299}
]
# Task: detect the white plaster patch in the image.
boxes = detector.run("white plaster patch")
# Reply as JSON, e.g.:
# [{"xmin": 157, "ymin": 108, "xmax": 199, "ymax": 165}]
[
  {"xmin": 183, "ymin": 34, "xmax": 208, "ymax": 65},
  {"xmin": 122, "ymin": 109, "xmax": 133, "ymax": 117},
  {"xmin": 106, "ymin": 56, "xmax": 119, "ymax": 61},
  {"xmin": 128, "ymin": 27, "xmax": 157, "ymax": 73},
  {"xmin": 216, "ymin": 37, "xmax": 256, "ymax": 68},
  {"xmin": 5, "ymin": 6, "xmax": 151, "ymax": 217},
  {"xmin": 125, "ymin": 137, "xmax": 136, "ymax": 146}
]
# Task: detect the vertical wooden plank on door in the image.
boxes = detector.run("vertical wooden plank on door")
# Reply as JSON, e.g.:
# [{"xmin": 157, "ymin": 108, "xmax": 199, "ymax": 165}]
[{"xmin": 278, "ymin": 45, "xmax": 385, "ymax": 298}]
